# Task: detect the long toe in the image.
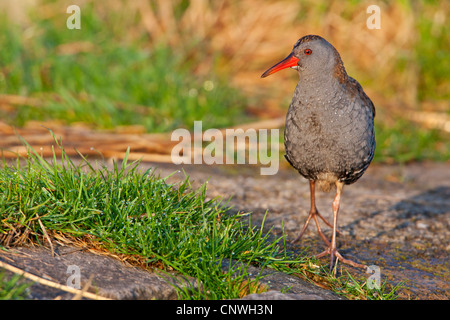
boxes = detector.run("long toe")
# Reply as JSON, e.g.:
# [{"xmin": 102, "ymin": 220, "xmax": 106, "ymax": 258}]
[
  {"xmin": 315, "ymin": 247, "xmax": 367, "ymax": 271},
  {"xmin": 335, "ymin": 251, "xmax": 367, "ymax": 270}
]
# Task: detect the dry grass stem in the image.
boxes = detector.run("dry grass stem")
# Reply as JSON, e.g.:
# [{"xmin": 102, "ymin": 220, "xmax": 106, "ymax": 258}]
[
  {"xmin": 35, "ymin": 213, "xmax": 55, "ymax": 258},
  {"xmin": 0, "ymin": 260, "xmax": 112, "ymax": 300}
]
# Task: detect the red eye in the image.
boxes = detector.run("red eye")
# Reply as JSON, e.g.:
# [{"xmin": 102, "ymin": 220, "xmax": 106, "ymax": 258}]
[{"xmin": 304, "ymin": 49, "xmax": 312, "ymax": 55}]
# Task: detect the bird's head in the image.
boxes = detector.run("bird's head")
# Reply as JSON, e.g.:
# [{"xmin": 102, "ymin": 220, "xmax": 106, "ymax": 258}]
[{"xmin": 261, "ymin": 35, "xmax": 347, "ymax": 83}]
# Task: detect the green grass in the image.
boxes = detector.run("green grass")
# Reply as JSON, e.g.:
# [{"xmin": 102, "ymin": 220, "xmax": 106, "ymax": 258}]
[
  {"xmin": 374, "ymin": 119, "xmax": 449, "ymax": 163},
  {"xmin": 0, "ymin": 134, "xmax": 401, "ymax": 300},
  {"xmin": 414, "ymin": 1, "xmax": 449, "ymax": 102},
  {"xmin": 0, "ymin": 271, "xmax": 31, "ymax": 300},
  {"xmin": 0, "ymin": 6, "xmax": 248, "ymax": 132},
  {"xmin": 0, "ymin": 133, "xmax": 291, "ymax": 299},
  {"xmin": 328, "ymin": 269, "xmax": 403, "ymax": 300}
]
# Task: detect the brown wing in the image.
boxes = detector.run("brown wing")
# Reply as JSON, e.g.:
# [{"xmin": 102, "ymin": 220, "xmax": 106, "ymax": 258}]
[{"xmin": 347, "ymin": 77, "xmax": 376, "ymax": 118}]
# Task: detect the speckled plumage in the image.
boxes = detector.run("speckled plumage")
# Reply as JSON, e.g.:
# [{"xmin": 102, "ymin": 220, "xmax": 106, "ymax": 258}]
[{"xmin": 283, "ymin": 35, "xmax": 375, "ymax": 191}]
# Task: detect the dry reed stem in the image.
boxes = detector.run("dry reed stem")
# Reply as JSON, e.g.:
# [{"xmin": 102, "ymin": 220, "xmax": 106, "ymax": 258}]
[
  {"xmin": 4, "ymin": 0, "xmax": 446, "ymax": 109},
  {"xmin": 71, "ymin": 274, "xmax": 95, "ymax": 300},
  {"xmin": 0, "ymin": 116, "xmax": 286, "ymax": 164},
  {"xmin": 134, "ymin": 0, "xmax": 423, "ymax": 105},
  {"xmin": 0, "ymin": 260, "xmax": 112, "ymax": 300}
]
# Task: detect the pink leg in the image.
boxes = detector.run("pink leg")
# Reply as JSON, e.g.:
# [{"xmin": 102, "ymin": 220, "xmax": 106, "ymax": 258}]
[
  {"xmin": 292, "ymin": 180, "xmax": 340, "ymax": 245},
  {"xmin": 315, "ymin": 181, "xmax": 367, "ymax": 273}
]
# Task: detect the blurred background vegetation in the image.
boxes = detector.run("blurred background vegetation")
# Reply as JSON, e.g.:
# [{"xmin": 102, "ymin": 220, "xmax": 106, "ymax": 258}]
[{"xmin": 0, "ymin": 0, "xmax": 448, "ymax": 163}]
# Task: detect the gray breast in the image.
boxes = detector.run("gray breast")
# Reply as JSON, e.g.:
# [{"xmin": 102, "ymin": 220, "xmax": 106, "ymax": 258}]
[{"xmin": 284, "ymin": 83, "xmax": 375, "ymax": 185}]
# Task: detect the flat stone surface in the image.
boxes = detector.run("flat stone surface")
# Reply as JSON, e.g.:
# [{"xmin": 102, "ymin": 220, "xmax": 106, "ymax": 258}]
[
  {"xmin": 0, "ymin": 245, "xmax": 340, "ymax": 300},
  {"xmin": 0, "ymin": 245, "xmax": 198, "ymax": 300},
  {"xmin": 241, "ymin": 291, "xmax": 325, "ymax": 300},
  {"xmin": 221, "ymin": 260, "xmax": 342, "ymax": 300}
]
